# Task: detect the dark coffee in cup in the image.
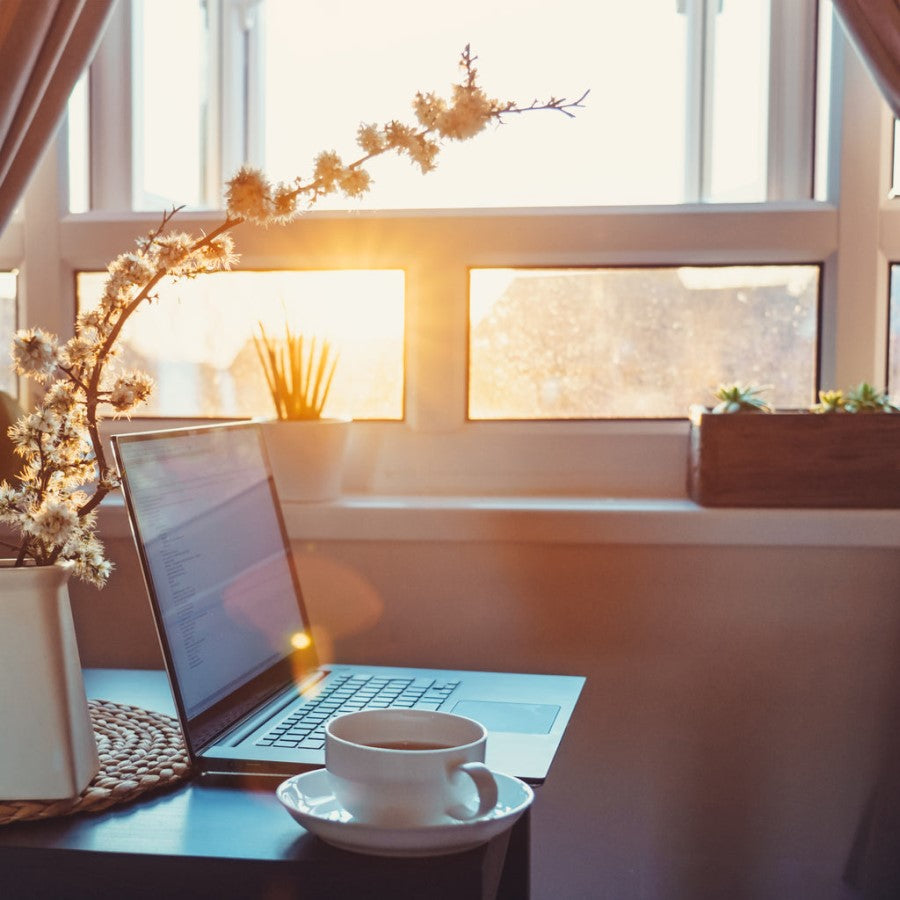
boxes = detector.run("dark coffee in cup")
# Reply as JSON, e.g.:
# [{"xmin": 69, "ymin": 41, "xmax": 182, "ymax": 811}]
[{"xmin": 363, "ymin": 740, "xmax": 454, "ymax": 751}]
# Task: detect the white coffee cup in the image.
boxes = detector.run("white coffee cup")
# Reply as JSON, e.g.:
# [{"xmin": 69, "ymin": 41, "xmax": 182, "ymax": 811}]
[{"xmin": 324, "ymin": 708, "xmax": 499, "ymax": 827}]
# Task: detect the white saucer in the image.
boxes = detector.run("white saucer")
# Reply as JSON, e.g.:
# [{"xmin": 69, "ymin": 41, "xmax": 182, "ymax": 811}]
[{"xmin": 276, "ymin": 768, "xmax": 534, "ymax": 857}]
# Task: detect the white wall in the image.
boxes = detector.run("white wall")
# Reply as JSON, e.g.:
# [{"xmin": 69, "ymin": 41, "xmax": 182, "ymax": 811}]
[{"xmin": 70, "ymin": 533, "xmax": 900, "ymax": 899}]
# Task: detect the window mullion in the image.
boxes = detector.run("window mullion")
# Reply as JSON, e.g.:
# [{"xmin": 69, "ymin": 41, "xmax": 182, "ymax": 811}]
[
  {"xmin": 681, "ymin": 0, "xmax": 706, "ymax": 203},
  {"xmin": 405, "ymin": 256, "xmax": 468, "ymax": 433},
  {"xmin": 219, "ymin": 0, "xmax": 261, "ymax": 196},
  {"xmin": 242, "ymin": 0, "xmax": 265, "ymax": 169},
  {"xmin": 201, "ymin": 0, "xmax": 223, "ymax": 207},
  {"xmin": 698, "ymin": 0, "xmax": 719, "ymax": 202}
]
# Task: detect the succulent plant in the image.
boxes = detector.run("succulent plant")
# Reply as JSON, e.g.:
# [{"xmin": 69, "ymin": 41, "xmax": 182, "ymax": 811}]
[
  {"xmin": 810, "ymin": 389, "xmax": 846, "ymax": 414},
  {"xmin": 711, "ymin": 383, "xmax": 773, "ymax": 414},
  {"xmin": 842, "ymin": 382, "xmax": 899, "ymax": 414}
]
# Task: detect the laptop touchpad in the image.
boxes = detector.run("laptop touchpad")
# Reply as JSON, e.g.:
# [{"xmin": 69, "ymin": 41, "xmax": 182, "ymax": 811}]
[{"xmin": 451, "ymin": 700, "xmax": 560, "ymax": 734}]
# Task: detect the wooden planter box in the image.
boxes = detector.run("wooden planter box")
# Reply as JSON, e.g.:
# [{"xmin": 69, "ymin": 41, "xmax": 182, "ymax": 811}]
[{"xmin": 688, "ymin": 408, "xmax": 900, "ymax": 508}]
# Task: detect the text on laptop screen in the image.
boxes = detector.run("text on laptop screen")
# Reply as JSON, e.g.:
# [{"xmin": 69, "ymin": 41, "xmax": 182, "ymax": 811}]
[{"xmin": 117, "ymin": 427, "xmax": 305, "ymax": 717}]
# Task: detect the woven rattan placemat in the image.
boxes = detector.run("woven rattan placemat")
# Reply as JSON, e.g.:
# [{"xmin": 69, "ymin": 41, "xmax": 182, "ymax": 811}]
[{"xmin": 0, "ymin": 698, "xmax": 193, "ymax": 826}]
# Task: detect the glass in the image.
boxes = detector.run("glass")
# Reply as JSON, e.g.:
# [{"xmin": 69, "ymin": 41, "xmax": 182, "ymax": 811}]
[
  {"xmin": 0, "ymin": 271, "xmax": 16, "ymax": 396},
  {"xmin": 261, "ymin": 0, "xmax": 687, "ymax": 208},
  {"xmin": 469, "ymin": 265, "xmax": 820, "ymax": 419},
  {"xmin": 133, "ymin": 0, "xmax": 208, "ymax": 208},
  {"xmin": 708, "ymin": 0, "xmax": 770, "ymax": 202},
  {"xmin": 67, "ymin": 71, "xmax": 89, "ymax": 214},
  {"xmin": 76, "ymin": 269, "xmax": 404, "ymax": 419},
  {"xmin": 889, "ymin": 265, "xmax": 900, "ymax": 400},
  {"xmin": 893, "ymin": 120, "xmax": 900, "ymax": 199}
]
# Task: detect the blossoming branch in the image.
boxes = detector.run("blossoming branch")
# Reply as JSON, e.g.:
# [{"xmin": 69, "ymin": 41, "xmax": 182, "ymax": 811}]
[{"xmin": 0, "ymin": 46, "xmax": 586, "ymax": 586}]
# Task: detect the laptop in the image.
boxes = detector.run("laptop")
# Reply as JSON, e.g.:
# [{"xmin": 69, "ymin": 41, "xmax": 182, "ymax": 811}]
[{"xmin": 111, "ymin": 422, "xmax": 584, "ymax": 783}]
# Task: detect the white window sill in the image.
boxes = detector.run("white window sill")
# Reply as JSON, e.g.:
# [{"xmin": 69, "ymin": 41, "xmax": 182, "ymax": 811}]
[{"xmin": 98, "ymin": 494, "xmax": 900, "ymax": 548}]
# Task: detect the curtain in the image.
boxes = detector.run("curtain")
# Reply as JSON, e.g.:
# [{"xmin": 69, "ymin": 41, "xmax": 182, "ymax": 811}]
[
  {"xmin": 833, "ymin": 0, "xmax": 900, "ymax": 117},
  {"xmin": 0, "ymin": 0, "xmax": 116, "ymax": 234}
]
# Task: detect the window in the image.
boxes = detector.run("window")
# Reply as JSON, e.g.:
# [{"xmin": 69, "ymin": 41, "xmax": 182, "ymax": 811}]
[
  {"xmin": 7, "ymin": 0, "xmax": 896, "ymax": 497},
  {"xmin": 81, "ymin": 0, "xmax": 818, "ymax": 213},
  {"xmin": 76, "ymin": 269, "xmax": 405, "ymax": 419},
  {"xmin": 469, "ymin": 265, "xmax": 820, "ymax": 419}
]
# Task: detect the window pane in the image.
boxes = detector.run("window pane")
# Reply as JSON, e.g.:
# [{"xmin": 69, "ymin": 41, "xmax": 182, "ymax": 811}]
[
  {"xmin": 709, "ymin": 0, "xmax": 770, "ymax": 202},
  {"xmin": 889, "ymin": 264, "xmax": 900, "ymax": 399},
  {"xmin": 67, "ymin": 71, "xmax": 89, "ymax": 214},
  {"xmin": 469, "ymin": 266, "xmax": 820, "ymax": 419},
  {"xmin": 133, "ymin": 0, "xmax": 207, "ymax": 209},
  {"xmin": 76, "ymin": 270, "xmax": 404, "ymax": 419},
  {"xmin": 0, "ymin": 271, "xmax": 17, "ymax": 396},
  {"xmin": 893, "ymin": 120, "xmax": 900, "ymax": 198},
  {"xmin": 261, "ymin": 0, "xmax": 688, "ymax": 208}
]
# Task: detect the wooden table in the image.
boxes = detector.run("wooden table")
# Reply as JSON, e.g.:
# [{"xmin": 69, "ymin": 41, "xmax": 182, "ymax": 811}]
[{"xmin": 0, "ymin": 670, "xmax": 529, "ymax": 900}]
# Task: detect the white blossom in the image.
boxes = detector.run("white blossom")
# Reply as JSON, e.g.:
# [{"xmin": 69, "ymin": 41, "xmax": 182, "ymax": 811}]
[
  {"xmin": 11, "ymin": 328, "xmax": 59, "ymax": 381},
  {"xmin": 225, "ymin": 167, "xmax": 274, "ymax": 223},
  {"xmin": 107, "ymin": 371, "xmax": 154, "ymax": 413},
  {"xmin": 24, "ymin": 498, "xmax": 79, "ymax": 546}
]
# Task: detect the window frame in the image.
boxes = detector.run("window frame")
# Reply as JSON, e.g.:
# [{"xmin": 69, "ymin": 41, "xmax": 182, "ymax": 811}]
[{"xmin": 1, "ymin": 2, "xmax": 897, "ymax": 499}]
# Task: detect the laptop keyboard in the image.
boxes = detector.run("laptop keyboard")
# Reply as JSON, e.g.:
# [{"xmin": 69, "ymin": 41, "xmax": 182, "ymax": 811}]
[{"xmin": 255, "ymin": 672, "xmax": 461, "ymax": 750}]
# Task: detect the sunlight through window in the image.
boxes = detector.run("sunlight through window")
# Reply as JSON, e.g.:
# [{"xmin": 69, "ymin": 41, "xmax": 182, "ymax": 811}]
[
  {"xmin": 76, "ymin": 270, "xmax": 404, "ymax": 419},
  {"xmin": 469, "ymin": 265, "xmax": 820, "ymax": 419},
  {"xmin": 260, "ymin": 0, "xmax": 687, "ymax": 209}
]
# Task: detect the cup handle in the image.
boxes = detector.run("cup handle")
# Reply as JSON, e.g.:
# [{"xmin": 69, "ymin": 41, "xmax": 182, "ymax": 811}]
[{"xmin": 446, "ymin": 761, "xmax": 499, "ymax": 821}]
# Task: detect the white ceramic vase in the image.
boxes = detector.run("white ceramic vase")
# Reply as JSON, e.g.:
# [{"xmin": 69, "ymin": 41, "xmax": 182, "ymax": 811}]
[
  {"xmin": 259, "ymin": 417, "xmax": 351, "ymax": 502},
  {"xmin": 0, "ymin": 561, "xmax": 99, "ymax": 800}
]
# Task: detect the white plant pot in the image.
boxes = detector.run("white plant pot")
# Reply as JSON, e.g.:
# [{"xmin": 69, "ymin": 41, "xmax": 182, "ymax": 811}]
[
  {"xmin": 0, "ymin": 562, "xmax": 99, "ymax": 800},
  {"xmin": 259, "ymin": 418, "xmax": 351, "ymax": 502}
]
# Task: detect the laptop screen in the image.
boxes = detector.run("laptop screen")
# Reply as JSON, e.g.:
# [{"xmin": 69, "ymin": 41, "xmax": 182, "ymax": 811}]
[{"xmin": 113, "ymin": 424, "xmax": 315, "ymax": 734}]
